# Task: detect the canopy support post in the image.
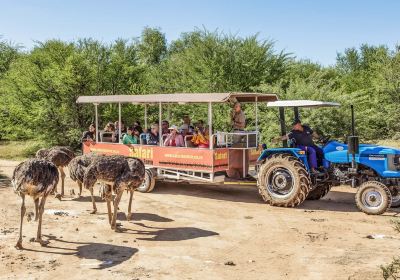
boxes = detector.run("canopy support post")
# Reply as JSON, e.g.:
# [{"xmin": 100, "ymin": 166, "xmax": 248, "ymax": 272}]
[
  {"xmin": 159, "ymin": 102, "xmax": 162, "ymax": 146},
  {"xmin": 144, "ymin": 104, "xmax": 148, "ymax": 131},
  {"xmin": 208, "ymin": 102, "xmax": 212, "ymax": 149},
  {"xmin": 255, "ymin": 96, "xmax": 258, "ymax": 146},
  {"xmin": 279, "ymin": 107, "xmax": 287, "ymax": 148},
  {"xmin": 294, "ymin": 107, "xmax": 299, "ymax": 120},
  {"xmin": 94, "ymin": 103, "xmax": 99, "ymax": 142},
  {"xmin": 118, "ymin": 102, "xmax": 122, "ymax": 143}
]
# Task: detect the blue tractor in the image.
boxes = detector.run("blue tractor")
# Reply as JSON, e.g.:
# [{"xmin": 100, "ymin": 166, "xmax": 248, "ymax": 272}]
[{"xmin": 257, "ymin": 100, "xmax": 400, "ymax": 215}]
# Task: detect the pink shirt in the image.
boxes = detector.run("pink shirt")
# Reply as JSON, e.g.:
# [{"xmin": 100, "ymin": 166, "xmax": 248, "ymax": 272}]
[{"xmin": 164, "ymin": 134, "xmax": 184, "ymax": 147}]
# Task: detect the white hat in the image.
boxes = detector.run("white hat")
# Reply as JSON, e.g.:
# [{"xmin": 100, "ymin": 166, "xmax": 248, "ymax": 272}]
[{"xmin": 168, "ymin": 125, "xmax": 178, "ymax": 131}]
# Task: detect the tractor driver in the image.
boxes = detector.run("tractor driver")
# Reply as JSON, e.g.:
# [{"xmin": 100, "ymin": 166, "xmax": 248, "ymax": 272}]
[{"xmin": 277, "ymin": 119, "xmax": 324, "ymax": 174}]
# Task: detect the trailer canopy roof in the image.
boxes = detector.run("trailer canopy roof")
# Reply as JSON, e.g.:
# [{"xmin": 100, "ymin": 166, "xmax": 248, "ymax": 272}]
[
  {"xmin": 267, "ymin": 100, "xmax": 340, "ymax": 108},
  {"xmin": 76, "ymin": 92, "xmax": 278, "ymax": 104}
]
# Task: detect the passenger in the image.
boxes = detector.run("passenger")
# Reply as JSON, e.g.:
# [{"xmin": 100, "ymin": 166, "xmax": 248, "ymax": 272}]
[
  {"xmin": 122, "ymin": 127, "xmax": 138, "ymax": 145},
  {"xmin": 81, "ymin": 123, "xmax": 96, "ymax": 142},
  {"xmin": 164, "ymin": 125, "xmax": 184, "ymax": 147},
  {"xmin": 191, "ymin": 125, "xmax": 210, "ymax": 148},
  {"xmin": 231, "ymin": 102, "xmax": 246, "ymax": 144},
  {"xmin": 114, "ymin": 120, "xmax": 126, "ymax": 142},
  {"xmin": 277, "ymin": 119, "xmax": 323, "ymax": 174},
  {"xmin": 146, "ymin": 123, "xmax": 160, "ymax": 145},
  {"xmin": 103, "ymin": 122, "xmax": 116, "ymax": 142},
  {"xmin": 133, "ymin": 121, "xmax": 143, "ymax": 135},
  {"xmin": 196, "ymin": 120, "xmax": 206, "ymax": 134},
  {"xmin": 231, "ymin": 102, "xmax": 246, "ymax": 132},
  {"xmin": 182, "ymin": 115, "xmax": 194, "ymax": 133},
  {"xmin": 114, "ymin": 121, "xmax": 126, "ymax": 133},
  {"xmin": 161, "ymin": 120, "xmax": 170, "ymax": 135},
  {"xmin": 180, "ymin": 123, "xmax": 192, "ymax": 136}
]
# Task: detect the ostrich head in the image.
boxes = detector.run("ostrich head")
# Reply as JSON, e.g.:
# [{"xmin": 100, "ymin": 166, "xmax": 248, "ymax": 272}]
[{"xmin": 35, "ymin": 148, "xmax": 49, "ymax": 159}]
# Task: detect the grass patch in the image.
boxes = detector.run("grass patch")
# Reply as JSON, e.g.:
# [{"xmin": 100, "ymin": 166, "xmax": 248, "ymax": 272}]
[
  {"xmin": 0, "ymin": 140, "xmax": 46, "ymax": 160},
  {"xmin": 381, "ymin": 257, "xmax": 400, "ymax": 279}
]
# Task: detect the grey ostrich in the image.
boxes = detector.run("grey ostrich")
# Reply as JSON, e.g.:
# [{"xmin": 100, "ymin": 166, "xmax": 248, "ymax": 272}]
[
  {"xmin": 68, "ymin": 153, "xmax": 101, "ymax": 213},
  {"xmin": 12, "ymin": 158, "xmax": 59, "ymax": 249},
  {"xmin": 83, "ymin": 155, "xmax": 145, "ymax": 230},
  {"xmin": 36, "ymin": 146, "xmax": 75, "ymax": 197}
]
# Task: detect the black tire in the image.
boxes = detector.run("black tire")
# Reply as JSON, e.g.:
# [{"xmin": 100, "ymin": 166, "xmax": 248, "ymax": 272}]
[
  {"xmin": 307, "ymin": 183, "xmax": 332, "ymax": 200},
  {"xmin": 355, "ymin": 181, "xmax": 391, "ymax": 215},
  {"xmin": 390, "ymin": 187, "xmax": 400, "ymax": 208},
  {"xmin": 136, "ymin": 169, "xmax": 156, "ymax": 193},
  {"xmin": 257, "ymin": 153, "xmax": 311, "ymax": 207}
]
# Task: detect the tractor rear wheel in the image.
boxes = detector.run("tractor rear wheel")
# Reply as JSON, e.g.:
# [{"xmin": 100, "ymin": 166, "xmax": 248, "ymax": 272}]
[
  {"xmin": 258, "ymin": 153, "xmax": 311, "ymax": 207},
  {"xmin": 355, "ymin": 181, "xmax": 391, "ymax": 215},
  {"xmin": 390, "ymin": 187, "xmax": 400, "ymax": 208},
  {"xmin": 137, "ymin": 169, "xmax": 156, "ymax": 193},
  {"xmin": 307, "ymin": 183, "xmax": 332, "ymax": 200}
]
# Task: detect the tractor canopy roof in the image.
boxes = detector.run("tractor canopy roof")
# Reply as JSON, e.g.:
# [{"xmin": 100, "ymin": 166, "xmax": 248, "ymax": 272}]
[
  {"xmin": 267, "ymin": 100, "xmax": 340, "ymax": 108},
  {"xmin": 76, "ymin": 92, "xmax": 278, "ymax": 105}
]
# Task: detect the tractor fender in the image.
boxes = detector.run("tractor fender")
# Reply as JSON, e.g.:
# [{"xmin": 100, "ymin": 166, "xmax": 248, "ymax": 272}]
[{"xmin": 258, "ymin": 148, "xmax": 310, "ymax": 171}]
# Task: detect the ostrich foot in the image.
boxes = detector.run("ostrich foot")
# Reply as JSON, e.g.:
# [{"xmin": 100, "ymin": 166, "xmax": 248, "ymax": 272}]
[
  {"xmin": 54, "ymin": 194, "xmax": 62, "ymax": 201},
  {"xmin": 90, "ymin": 209, "xmax": 97, "ymax": 214},
  {"xmin": 114, "ymin": 227, "xmax": 123, "ymax": 233},
  {"xmin": 35, "ymin": 238, "xmax": 49, "ymax": 247},
  {"xmin": 15, "ymin": 241, "xmax": 23, "ymax": 250}
]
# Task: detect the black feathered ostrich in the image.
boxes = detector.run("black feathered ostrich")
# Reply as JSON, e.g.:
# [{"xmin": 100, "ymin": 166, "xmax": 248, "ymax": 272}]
[
  {"xmin": 36, "ymin": 146, "xmax": 75, "ymax": 197},
  {"xmin": 83, "ymin": 155, "xmax": 145, "ymax": 230},
  {"xmin": 12, "ymin": 158, "xmax": 59, "ymax": 249},
  {"xmin": 68, "ymin": 153, "xmax": 101, "ymax": 213}
]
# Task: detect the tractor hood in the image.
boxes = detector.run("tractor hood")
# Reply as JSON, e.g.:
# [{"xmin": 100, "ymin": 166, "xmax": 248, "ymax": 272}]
[{"xmin": 324, "ymin": 141, "xmax": 400, "ymax": 178}]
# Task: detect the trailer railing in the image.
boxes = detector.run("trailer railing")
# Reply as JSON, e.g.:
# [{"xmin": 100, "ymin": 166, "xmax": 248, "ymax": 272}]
[{"xmin": 211, "ymin": 131, "xmax": 259, "ymax": 149}]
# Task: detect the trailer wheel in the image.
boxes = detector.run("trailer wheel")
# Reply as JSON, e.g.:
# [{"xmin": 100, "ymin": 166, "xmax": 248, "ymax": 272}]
[
  {"xmin": 137, "ymin": 169, "xmax": 156, "ymax": 193},
  {"xmin": 355, "ymin": 181, "xmax": 391, "ymax": 215},
  {"xmin": 307, "ymin": 183, "xmax": 332, "ymax": 200},
  {"xmin": 258, "ymin": 153, "xmax": 311, "ymax": 207}
]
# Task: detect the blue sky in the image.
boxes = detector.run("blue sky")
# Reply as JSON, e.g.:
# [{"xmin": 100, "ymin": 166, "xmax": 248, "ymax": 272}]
[{"xmin": 1, "ymin": 0, "xmax": 399, "ymax": 65}]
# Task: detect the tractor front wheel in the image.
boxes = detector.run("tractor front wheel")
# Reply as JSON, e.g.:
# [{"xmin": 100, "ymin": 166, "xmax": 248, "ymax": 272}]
[
  {"xmin": 258, "ymin": 154, "xmax": 311, "ymax": 207},
  {"xmin": 355, "ymin": 181, "xmax": 391, "ymax": 215},
  {"xmin": 307, "ymin": 183, "xmax": 332, "ymax": 200},
  {"xmin": 137, "ymin": 169, "xmax": 156, "ymax": 193}
]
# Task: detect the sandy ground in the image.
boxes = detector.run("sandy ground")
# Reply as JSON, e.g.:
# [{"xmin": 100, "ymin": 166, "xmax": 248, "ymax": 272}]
[{"xmin": 0, "ymin": 159, "xmax": 399, "ymax": 280}]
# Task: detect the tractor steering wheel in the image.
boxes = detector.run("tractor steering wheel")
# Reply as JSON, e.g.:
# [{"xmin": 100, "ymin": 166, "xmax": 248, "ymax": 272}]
[{"xmin": 318, "ymin": 135, "xmax": 331, "ymax": 145}]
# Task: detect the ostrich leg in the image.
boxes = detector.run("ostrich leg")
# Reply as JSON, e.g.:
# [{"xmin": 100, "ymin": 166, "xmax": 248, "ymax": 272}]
[
  {"xmin": 111, "ymin": 189, "xmax": 124, "ymax": 231},
  {"xmin": 15, "ymin": 194, "xmax": 26, "ymax": 249},
  {"xmin": 36, "ymin": 196, "xmax": 48, "ymax": 246},
  {"xmin": 59, "ymin": 167, "xmax": 66, "ymax": 196},
  {"xmin": 34, "ymin": 198, "xmax": 39, "ymax": 221},
  {"xmin": 127, "ymin": 190, "xmax": 134, "ymax": 220},
  {"xmin": 78, "ymin": 181, "xmax": 82, "ymax": 197},
  {"xmin": 106, "ymin": 196, "xmax": 112, "ymax": 225},
  {"xmin": 89, "ymin": 187, "xmax": 97, "ymax": 214}
]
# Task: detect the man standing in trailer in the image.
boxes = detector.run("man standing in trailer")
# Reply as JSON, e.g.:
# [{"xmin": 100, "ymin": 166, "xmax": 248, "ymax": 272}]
[{"xmin": 232, "ymin": 102, "xmax": 246, "ymax": 144}]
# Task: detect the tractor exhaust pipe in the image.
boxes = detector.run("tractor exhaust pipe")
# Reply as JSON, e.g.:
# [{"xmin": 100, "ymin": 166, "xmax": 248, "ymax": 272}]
[
  {"xmin": 351, "ymin": 105, "xmax": 356, "ymax": 136},
  {"xmin": 348, "ymin": 105, "xmax": 359, "ymax": 187}
]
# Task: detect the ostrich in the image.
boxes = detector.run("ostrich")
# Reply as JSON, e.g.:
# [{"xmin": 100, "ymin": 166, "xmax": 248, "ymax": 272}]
[
  {"xmin": 83, "ymin": 155, "xmax": 145, "ymax": 230},
  {"xmin": 12, "ymin": 158, "xmax": 59, "ymax": 249},
  {"xmin": 68, "ymin": 153, "xmax": 101, "ymax": 213},
  {"xmin": 36, "ymin": 146, "xmax": 75, "ymax": 197}
]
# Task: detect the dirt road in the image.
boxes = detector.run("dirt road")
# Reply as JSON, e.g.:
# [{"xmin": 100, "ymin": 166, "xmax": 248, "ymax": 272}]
[{"xmin": 0, "ymin": 159, "xmax": 398, "ymax": 279}]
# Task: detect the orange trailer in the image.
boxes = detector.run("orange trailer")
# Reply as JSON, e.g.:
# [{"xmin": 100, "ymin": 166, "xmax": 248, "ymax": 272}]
[{"xmin": 76, "ymin": 93, "xmax": 278, "ymax": 192}]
